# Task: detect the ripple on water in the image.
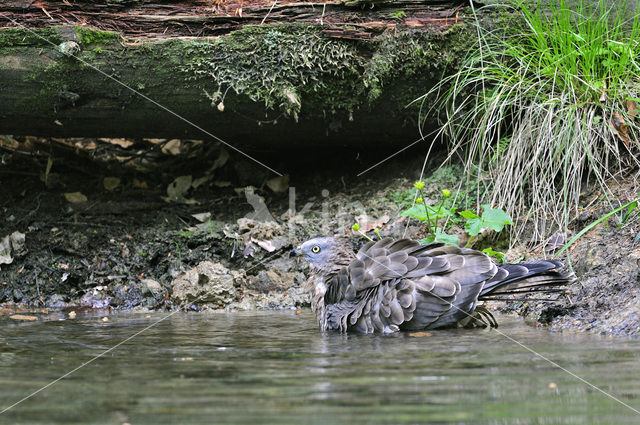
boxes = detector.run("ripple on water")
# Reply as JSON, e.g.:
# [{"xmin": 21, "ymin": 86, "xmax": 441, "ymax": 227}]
[{"xmin": 1, "ymin": 310, "xmax": 639, "ymax": 424}]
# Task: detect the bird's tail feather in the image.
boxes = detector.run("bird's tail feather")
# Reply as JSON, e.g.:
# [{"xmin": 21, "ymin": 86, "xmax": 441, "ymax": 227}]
[{"xmin": 479, "ymin": 260, "xmax": 574, "ymax": 300}]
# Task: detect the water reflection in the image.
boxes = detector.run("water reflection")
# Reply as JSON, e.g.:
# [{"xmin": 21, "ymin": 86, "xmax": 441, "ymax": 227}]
[{"xmin": 1, "ymin": 310, "xmax": 639, "ymax": 424}]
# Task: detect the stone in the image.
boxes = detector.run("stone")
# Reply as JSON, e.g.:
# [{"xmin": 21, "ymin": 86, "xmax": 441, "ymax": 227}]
[
  {"xmin": 171, "ymin": 261, "xmax": 243, "ymax": 307},
  {"xmin": 141, "ymin": 278, "xmax": 165, "ymax": 298}
]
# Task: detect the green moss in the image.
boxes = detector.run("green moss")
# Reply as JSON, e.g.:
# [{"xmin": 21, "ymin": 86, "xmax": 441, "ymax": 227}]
[
  {"xmin": 178, "ymin": 22, "xmax": 473, "ymax": 120},
  {"xmin": 75, "ymin": 27, "xmax": 121, "ymax": 46},
  {"xmin": 180, "ymin": 23, "xmax": 366, "ymax": 119},
  {"xmin": 4, "ymin": 21, "xmax": 474, "ymax": 126},
  {"xmin": 363, "ymin": 24, "xmax": 472, "ymax": 113},
  {"xmin": 0, "ymin": 27, "xmax": 63, "ymax": 48}
]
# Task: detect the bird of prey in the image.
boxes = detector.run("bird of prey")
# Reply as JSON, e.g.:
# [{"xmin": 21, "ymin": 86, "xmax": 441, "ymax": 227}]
[{"xmin": 296, "ymin": 237, "xmax": 573, "ymax": 333}]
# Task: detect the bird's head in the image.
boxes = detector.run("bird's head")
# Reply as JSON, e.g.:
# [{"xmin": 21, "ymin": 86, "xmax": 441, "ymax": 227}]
[{"xmin": 295, "ymin": 237, "xmax": 355, "ymax": 274}]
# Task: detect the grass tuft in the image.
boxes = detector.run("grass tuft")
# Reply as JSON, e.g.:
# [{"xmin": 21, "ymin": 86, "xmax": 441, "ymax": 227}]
[{"xmin": 420, "ymin": 0, "xmax": 640, "ymax": 240}]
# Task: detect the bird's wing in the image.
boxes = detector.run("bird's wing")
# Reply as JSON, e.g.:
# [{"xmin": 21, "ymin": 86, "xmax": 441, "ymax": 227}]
[
  {"xmin": 338, "ymin": 239, "xmax": 500, "ymax": 331},
  {"xmin": 403, "ymin": 242, "xmax": 499, "ymax": 329}
]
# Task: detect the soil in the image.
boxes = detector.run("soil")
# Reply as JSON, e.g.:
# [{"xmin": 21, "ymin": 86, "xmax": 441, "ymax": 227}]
[{"xmin": 1, "ymin": 136, "xmax": 639, "ymax": 336}]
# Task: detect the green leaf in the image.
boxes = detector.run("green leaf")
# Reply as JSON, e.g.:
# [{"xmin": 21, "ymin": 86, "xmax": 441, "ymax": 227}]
[
  {"xmin": 434, "ymin": 229, "xmax": 459, "ymax": 246},
  {"xmin": 459, "ymin": 210, "xmax": 478, "ymax": 219},
  {"xmin": 462, "ymin": 205, "xmax": 512, "ymax": 237},
  {"xmin": 401, "ymin": 205, "xmax": 428, "ymax": 221},
  {"xmin": 464, "ymin": 216, "xmax": 484, "ymax": 236},
  {"xmin": 482, "ymin": 247, "xmax": 505, "ymax": 263},
  {"xmin": 428, "ymin": 205, "xmax": 455, "ymax": 220},
  {"xmin": 480, "ymin": 205, "xmax": 513, "ymax": 232},
  {"xmin": 401, "ymin": 204, "xmax": 455, "ymax": 222}
]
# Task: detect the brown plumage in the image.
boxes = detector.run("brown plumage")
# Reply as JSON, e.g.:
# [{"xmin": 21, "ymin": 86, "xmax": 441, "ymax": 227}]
[{"xmin": 296, "ymin": 237, "xmax": 574, "ymax": 333}]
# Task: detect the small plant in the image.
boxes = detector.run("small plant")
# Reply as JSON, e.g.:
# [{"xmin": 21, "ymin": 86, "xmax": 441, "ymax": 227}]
[
  {"xmin": 402, "ymin": 181, "xmax": 513, "ymax": 249},
  {"xmin": 556, "ymin": 197, "xmax": 639, "ymax": 257},
  {"xmin": 386, "ymin": 188, "xmax": 415, "ymax": 210},
  {"xmin": 351, "ymin": 222, "xmax": 374, "ymax": 241},
  {"xmin": 178, "ymin": 230, "xmax": 195, "ymax": 238},
  {"xmin": 401, "ymin": 182, "xmax": 459, "ymax": 245},
  {"xmin": 459, "ymin": 205, "xmax": 513, "ymax": 247},
  {"xmin": 482, "ymin": 247, "xmax": 506, "ymax": 263}
]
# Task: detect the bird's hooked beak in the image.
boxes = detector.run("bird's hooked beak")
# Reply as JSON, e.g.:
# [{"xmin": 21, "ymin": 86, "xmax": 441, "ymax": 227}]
[{"xmin": 291, "ymin": 245, "xmax": 302, "ymax": 260}]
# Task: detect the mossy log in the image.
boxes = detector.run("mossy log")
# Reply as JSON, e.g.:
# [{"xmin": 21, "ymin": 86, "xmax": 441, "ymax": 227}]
[{"xmin": 0, "ymin": 0, "xmax": 471, "ymax": 148}]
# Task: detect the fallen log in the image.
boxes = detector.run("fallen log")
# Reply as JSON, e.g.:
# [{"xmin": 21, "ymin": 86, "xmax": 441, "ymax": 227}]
[{"xmin": 0, "ymin": 0, "xmax": 470, "ymax": 148}]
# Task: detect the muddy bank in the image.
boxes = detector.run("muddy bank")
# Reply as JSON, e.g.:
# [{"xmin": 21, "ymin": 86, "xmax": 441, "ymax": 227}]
[
  {"xmin": 1, "ymin": 136, "xmax": 639, "ymax": 336},
  {"xmin": 0, "ymin": 136, "xmax": 430, "ymax": 312}
]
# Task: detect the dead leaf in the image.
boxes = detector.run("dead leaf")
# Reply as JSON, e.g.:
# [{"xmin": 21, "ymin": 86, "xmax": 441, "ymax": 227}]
[
  {"xmin": 409, "ymin": 331, "xmax": 432, "ymax": 338},
  {"xmin": 626, "ymin": 99, "xmax": 638, "ymax": 118},
  {"xmin": 132, "ymin": 178, "xmax": 148, "ymax": 189},
  {"xmin": 0, "ymin": 235, "xmax": 13, "ymax": 265},
  {"xmin": 599, "ymin": 88, "xmax": 607, "ymax": 103},
  {"xmin": 165, "ymin": 175, "xmax": 192, "ymax": 201},
  {"xmin": 353, "ymin": 214, "xmax": 390, "ymax": 233},
  {"xmin": 9, "ymin": 314, "xmax": 38, "ymax": 321},
  {"xmin": 0, "ymin": 135, "xmax": 20, "ymax": 149},
  {"xmin": 74, "ymin": 140, "xmax": 96, "ymax": 150},
  {"xmin": 611, "ymin": 112, "xmax": 630, "ymax": 148},
  {"xmin": 252, "ymin": 238, "xmax": 277, "ymax": 252},
  {"xmin": 103, "ymin": 177, "xmax": 121, "ymax": 191},
  {"xmin": 64, "ymin": 192, "xmax": 88, "ymax": 203},
  {"xmin": 99, "ymin": 138, "xmax": 134, "ymax": 149},
  {"xmin": 192, "ymin": 176, "xmax": 209, "ymax": 189},
  {"xmin": 41, "ymin": 6, "xmax": 52, "ymax": 20},
  {"xmin": 44, "ymin": 156, "xmax": 53, "ymax": 186},
  {"xmin": 192, "ymin": 212, "xmax": 212, "ymax": 222},
  {"xmin": 266, "ymin": 175, "xmax": 289, "ymax": 193},
  {"xmin": 210, "ymin": 147, "xmax": 229, "ymax": 171},
  {"xmin": 161, "ymin": 139, "xmax": 182, "ymax": 155}
]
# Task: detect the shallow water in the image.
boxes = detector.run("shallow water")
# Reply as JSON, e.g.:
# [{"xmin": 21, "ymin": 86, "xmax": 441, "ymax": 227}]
[{"xmin": 1, "ymin": 310, "xmax": 639, "ymax": 424}]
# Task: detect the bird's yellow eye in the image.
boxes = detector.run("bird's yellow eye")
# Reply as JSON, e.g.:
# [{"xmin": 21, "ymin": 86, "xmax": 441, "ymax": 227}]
[{"xmin": 311, "ymin": 245, "xmax": 321, "ymax": 253}]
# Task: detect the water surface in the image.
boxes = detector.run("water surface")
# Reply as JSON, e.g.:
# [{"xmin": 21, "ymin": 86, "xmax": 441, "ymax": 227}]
[{"xmin": 1, "ymin": 311, "xmax": 639, "ymax": 424}]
